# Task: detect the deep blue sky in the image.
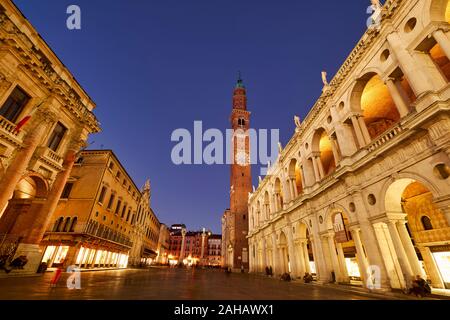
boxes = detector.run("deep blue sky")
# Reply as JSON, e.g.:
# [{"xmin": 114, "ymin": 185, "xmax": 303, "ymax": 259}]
[{"xmin": 14, "ymin": 0, "xmax": 371, "ymax": 233}]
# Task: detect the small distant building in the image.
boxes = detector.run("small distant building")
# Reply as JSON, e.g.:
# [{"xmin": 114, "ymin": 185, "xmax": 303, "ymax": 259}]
[
  {"xmin": 168, "ymin": 224, "xmax": 211, "ymax": 266},
  {"xmin": 207, "ymin": 235, "xmax": 222, "ymax": 267}
]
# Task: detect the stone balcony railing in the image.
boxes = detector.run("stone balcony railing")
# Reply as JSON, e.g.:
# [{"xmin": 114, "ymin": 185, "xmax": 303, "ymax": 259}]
[
  {"xmin": 45, "ymin": 221, "xmax": 133, "ymax": 248},
  {"xmin": 366, "ymin": 124, "xmax": 404, "ymax": 153},
  {"xmin": 0, "ymin": 115, "xmax": 24, "ymax": 145},
  {"xmin": 35, "ymin": 146, "xmax": 64, "ymax": 169}
]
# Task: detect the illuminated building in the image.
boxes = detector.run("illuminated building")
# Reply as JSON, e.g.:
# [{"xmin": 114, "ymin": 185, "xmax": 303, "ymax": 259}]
[
  {"xmin": 168, "ymin": 224, "xmax": 210, "ymax": 266},
  {"xmin": 40, "ymin": 150, "xmax": 161, "ymax": 270},
  {"xmin": 0, "ymin": 0, "xmax": 99, "ymax": 274},
  {"xmin": 129, "ymin": 180, "xmax": 161, "ymax": 267},
  {"xmin": 221, "ymin": 75, "xmax": 252, "ymax": 271},
  {"xmin": 207, "ymin": 235, "xmax": 222, "ymax": 267},
  {"xmin": 248, "ymin": 0, "xmax": 450, "ymax": 291}
]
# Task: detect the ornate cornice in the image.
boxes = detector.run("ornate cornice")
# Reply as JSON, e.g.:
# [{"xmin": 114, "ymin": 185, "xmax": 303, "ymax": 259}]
[{"xmin": 0, "ymin": 4, "xmax": 100, "ymax": 134}]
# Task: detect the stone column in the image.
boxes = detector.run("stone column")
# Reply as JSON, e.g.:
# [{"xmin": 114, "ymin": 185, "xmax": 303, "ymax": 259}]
[
  {"xmin": 433, "ymin": 29, "xmax": 450, "ymax": 61},
  {"xmin": 25, "ymin": 137, "xmax": 86, "ymax": 244},
  {"xmin": 418, "ymin": 246, "xmax": 445, "ymax": 289},
  {"xmin": 200, "ymin": 228, "xmax": 206, "ymax": 265},
  {"xmin": 385, "ymin": 78, "xmax": 410, "ymax": 117},
  {"xmin": 90, "ymin": 249, "xmax": 99, "ymax": 268},
  {"xmin": 65, "ymin": 245, "xmax": 80, "ymax": 268},
  {"xmin": 296, "ymin": 241, "xmax": 306, "ymax": 276},
  {"xmin": 288, "ymin": 179, "xmax": 295, "ymax": 201},
  {"xmin": 271, "ymin": 233, "xmax": 279, "ymax": 275},
  {"xmin": 351, "ymin": 115, "xmax": 366, "ymax": 147},
  {"xmin": 302, "ymin": 240, "xmax": 311, "ymax": 274},
  {"xmin": 179, "ymin": 228, "xmax": 187, "ymax": 263},
  {"xmin": 329, "ymin": 135, "xmax": 341, "ymax": 164},
  {"xmin": 261, "ymin": 238, "xmax": 267, "ymax": 270},
  {"xmin": 387, "ymin": 220, "xmax": 414, "ymax": 283},
  {"xmin": 0, "ymin": 107, "xmax": 57, "ymax": 216},
  {"xmin": 336, "ymin": 242, "xmax": 349, "ymax": 282},
  {"xmin": 397, "ymin": 220, "xmax": 425, "ymax": 278},
  {"xmin": 311, "ymin": 156, "xmax": 320, "ymax": 183},
  {"xmin": 357, "ymin": 116, "xmax": 372, "ymax": 145},
  {"xmin": 350, "ymin": 228, "xmax": 370, "ymax": 284},
  {"xmin": 326, "ymin": 234, "xmax": 342, "ymax": 282},
  {"xmin": 285, "ymin": 227, "xmax": 299, "ymax": 278},
  {"xmin": 352, "ymin": 192, "xmax": 391, "ymax": 289},
  {"xmin": 387, "ymin": 31, "xmax": 433, "ymax": 97},
  {"xmin": 315, "ymin": 156, "xmax": 325, "ymax": 179}
]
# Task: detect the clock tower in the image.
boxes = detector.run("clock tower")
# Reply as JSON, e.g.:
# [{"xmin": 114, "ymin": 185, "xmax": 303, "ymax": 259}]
[{"xmin": 224, "ymin": 74, "xmax": 252, "ymax": 271}]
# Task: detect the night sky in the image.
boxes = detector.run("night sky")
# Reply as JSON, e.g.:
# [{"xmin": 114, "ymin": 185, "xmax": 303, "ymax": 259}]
[{"xmin": 14, "ymin": 0, "xmax": 372, "ymax": 233}]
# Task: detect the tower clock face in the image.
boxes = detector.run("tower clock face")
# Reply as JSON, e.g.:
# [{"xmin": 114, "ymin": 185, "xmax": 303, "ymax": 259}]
[{"xmin": 236, "ymin": 150, "xmax": 249, "ymax": 166}]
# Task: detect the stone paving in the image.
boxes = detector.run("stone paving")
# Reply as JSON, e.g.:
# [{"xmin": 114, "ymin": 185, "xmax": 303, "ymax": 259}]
[{"xmin": 0, "ymin": 267, "xmax": 436, "ymax": 300}]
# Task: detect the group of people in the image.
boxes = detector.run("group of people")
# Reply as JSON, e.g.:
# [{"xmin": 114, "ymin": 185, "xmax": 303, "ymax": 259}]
[
  {"xmin": 407, "ymin": 275, "xmax": 432, "ymax": 298},
  {"xmin": 264, "ymin": 266, "xmax": 273, "ymax": 277},
  {"xmin": 264, "ymin": 266, "xmax": 314, "ymax": 284}
]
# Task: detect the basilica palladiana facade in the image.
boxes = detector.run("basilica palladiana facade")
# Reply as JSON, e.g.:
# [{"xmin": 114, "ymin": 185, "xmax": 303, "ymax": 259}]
[{"xmin": 248, "ymin": 0, "xmax": 450, "ymax": 291}]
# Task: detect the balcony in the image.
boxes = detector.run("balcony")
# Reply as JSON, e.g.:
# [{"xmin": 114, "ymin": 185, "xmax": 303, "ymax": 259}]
[
  {"xmin": 35, "ymin": 146, "xmax": 64, "ymax": 170},
  {"xmin": 45, "ymin": 221, "xmax": 133, "ymax": 248},
  {"xmin": 366, "ymin": 124, "xmax": 404, "ymax": 153},
  {"xmin": 0, "ymin": 116, "xmax": 24, "ymax": 146}
]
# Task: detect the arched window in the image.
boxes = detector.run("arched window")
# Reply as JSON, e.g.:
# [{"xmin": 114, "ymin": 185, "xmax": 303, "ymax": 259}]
[
  {"xmin": 421, "ymin": 216, "xmax": 433, "ymax": 230},
  {"xmin": 70, "ymin": 217, "xmax": 78, "ymax": 232},
  {"xmin": 53, "ymin": 217, "xmax": 63, "ymax": 232},
  {"xmin": 62, "ymin": 217, "xmax": 71, "ymax": 232}
]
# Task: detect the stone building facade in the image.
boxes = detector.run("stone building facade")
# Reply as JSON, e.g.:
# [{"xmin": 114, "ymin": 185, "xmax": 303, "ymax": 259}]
[
  {"xmin": 208, "ymin": 234, "xmax": 222, "ymax": 267},
  {"xmin": 41, "ymin": 150, "xmax": 162, "ymax": 269},
  {"xmin": 248, "ymin": 0, "xmax": 450, "ymax": 291},
  {"xmin": 40, "ymin": 150, "xmax": 140, "ymax": 269},
  {"xmin": 128, "ymin": 180, "xmax": 161, "ymax": 267},
  {"xmin": 168, "ymin": 224, "xmax": 210, "ymax": 266},
  {"xmin": 0, "ymin": 0, "xmax": 100, "ymax": 274}
]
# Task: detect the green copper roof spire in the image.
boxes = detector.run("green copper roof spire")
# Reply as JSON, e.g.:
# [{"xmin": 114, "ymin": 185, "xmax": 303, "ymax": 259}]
[{"xmin": 236, "ymin": 71, "xmax": 245, "ymax": 89}]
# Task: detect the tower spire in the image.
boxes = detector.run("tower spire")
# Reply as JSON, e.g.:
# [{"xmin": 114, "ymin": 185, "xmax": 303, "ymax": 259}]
[{"xmin": 236, "ymin": 71, "xmax": 245, "ymax": 89}]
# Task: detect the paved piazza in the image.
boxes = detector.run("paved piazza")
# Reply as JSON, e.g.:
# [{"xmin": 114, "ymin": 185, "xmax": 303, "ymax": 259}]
[{"xmin": 0, "ymin": 268, "xmax": 433, "ymax": 300}]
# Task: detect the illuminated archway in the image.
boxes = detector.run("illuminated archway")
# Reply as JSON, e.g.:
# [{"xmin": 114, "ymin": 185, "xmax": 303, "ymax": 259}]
[
  {"xmin": 274, "ymin": 178, "xmax": 283, "ymax": 211},
  {"xmin": 429, "ymin": 0, "xmax": 450, "ymax": 22},
  {"xmin": 384, "ymin": 178, "xmax": 450, "ymax": 289},
  {"xmin": 360, "ymin": 74, "xmax": 400, "ymax": 138},
  {"xmin": 0, "ymin": 174, "xmax": 49, "ymax": 237},
  {"xmin": 288, "ymin": 158, "xmax": 303, "ymax": 196},
  {"xmin": 427, "ymin": 0, "xmax": 450, "ymax": 83},
  {"xmin": 328, "ymin": 209, "xmax": 361, "ymax": 284},
  {"xmin": 278, "ymin": 231, "xmax": 289, "ymax": 274},
  {"xmin": 297, "ymin": 221, "xmax": 316, "ymax": 276},
  {"xmin": 312, "ymin": 128, "xmax": 336, "ymax": 176}
]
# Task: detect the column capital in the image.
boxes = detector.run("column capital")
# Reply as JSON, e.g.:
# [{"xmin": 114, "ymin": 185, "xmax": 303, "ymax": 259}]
[
  {"xmin": 349, "ymin": 226, "xmax": 361, "ymax": 233},
  {"xmin": 431, "ymin": 22, "xmax": 450, "ymax": 35}
]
